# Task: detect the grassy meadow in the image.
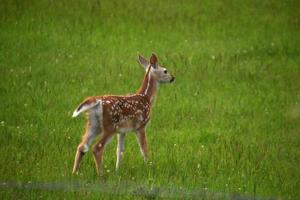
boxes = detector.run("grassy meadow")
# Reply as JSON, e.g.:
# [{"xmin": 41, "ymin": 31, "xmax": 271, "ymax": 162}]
[{"xmin": 1, "ymin": 0, "xmax": 300, "ymax": 199}]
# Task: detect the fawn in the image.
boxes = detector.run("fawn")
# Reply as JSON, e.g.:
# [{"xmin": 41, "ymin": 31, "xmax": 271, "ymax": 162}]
[{"xmin": 72, "ymin": 53, "xmax": 175, "ymax": 175}]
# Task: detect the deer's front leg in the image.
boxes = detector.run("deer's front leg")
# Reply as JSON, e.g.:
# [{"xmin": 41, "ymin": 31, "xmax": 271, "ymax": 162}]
[
  {"xmin": 136, "ymin": 128, "xmax": 148, "ymax": 162},
  {"xmin": 116, "ymin": 133, "xmax": 125, "ymax": 170}
]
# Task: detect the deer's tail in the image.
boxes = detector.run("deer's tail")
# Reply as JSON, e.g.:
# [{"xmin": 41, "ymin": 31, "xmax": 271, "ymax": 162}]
[{"xmin": 72, "ymin": 97, "xmax": 101, "ymax": 117}]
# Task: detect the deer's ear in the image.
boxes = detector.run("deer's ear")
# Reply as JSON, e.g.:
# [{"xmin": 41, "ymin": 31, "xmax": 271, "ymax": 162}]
[
  {"xmin": 138, "ymin": 54, "xmax": 149, "ymax": 70},
  {"xmin": 150, "ymin": 53, "xmax": 158, "ymax": 69}
]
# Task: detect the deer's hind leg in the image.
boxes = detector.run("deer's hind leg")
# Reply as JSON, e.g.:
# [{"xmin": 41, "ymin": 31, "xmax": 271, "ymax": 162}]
[
  {"xmin": 72, "ymin": 111, "xmax": 101, "ymax": 174},
  {"xmin": 92, "ymin": 130, "xmax": 114, "ymax": 175}
]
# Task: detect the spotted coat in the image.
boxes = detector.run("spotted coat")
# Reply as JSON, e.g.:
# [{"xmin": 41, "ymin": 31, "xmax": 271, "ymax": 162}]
[{"xmin": 98, "ymin": 94, "xmax": 151, "ymax": 133}]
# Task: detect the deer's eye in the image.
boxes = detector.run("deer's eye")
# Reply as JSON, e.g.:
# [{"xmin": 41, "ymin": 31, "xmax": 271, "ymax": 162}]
[{"xmin": 164, "ymin": 70, "xmax": 167, "ymax": 74}]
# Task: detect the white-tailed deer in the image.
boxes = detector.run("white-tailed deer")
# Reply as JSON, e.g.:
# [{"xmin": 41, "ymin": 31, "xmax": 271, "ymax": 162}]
[{"xmin": 72, "ymin": 53, "xmax": 175, "ymax": 175}]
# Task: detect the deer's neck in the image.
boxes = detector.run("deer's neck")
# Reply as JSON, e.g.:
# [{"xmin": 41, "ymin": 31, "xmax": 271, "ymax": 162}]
[{"xmin": 138, "ymin": 67, "xmax": 159, "ymax": 104}]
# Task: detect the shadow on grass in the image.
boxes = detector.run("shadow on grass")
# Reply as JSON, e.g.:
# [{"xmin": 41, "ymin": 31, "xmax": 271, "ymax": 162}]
[{"xmin": 0, "ymin": 180, "xmax": 278, "ymax": 200}]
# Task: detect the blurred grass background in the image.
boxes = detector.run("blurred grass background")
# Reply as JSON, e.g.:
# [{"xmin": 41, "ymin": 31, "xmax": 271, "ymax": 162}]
[{"xmin": 0, "ymin": 0, "xmax": 300, "ymax": 199}]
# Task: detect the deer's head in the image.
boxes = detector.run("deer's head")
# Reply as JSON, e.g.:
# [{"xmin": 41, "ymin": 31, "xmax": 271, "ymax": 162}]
[{"xmin": 138, "ymin": 53, "xmax": 175, "ymax": 83}]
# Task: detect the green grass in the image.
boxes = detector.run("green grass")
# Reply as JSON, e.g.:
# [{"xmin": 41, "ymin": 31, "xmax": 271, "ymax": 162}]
[{"xmin": 1, "ymin": 0, "xmax": 300, "ymax": 199}]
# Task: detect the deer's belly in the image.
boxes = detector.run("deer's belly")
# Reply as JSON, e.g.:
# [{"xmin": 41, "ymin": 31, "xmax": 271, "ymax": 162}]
[{"xmin": 115, "ymin": 116, "xmax": 144, "ymax": 133}]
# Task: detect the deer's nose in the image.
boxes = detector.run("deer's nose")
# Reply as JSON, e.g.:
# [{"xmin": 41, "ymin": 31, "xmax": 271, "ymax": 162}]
[{"xmin": 170, "ymin": 76, "xmax": 175, "ymax": 83}]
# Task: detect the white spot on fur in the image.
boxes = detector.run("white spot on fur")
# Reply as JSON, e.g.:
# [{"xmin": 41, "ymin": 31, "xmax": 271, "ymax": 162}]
[{"xmin": 82, "ymin": 144, "xmax": 89, "ymax": 152}]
